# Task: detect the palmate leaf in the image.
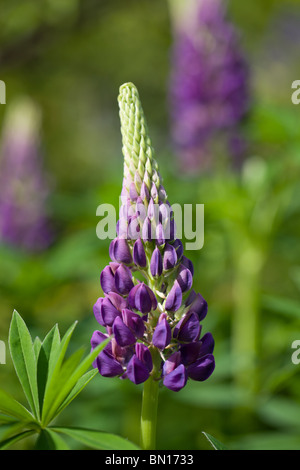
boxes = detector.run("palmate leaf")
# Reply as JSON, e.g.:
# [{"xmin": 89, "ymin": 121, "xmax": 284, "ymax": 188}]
[
  {"xmin": 42, "ymin": 338, "xmax": 111, "ymax": 425},
  {"xmin": 51, "ymin": 427, "xmax": 140, "ymax": 450},
  {"xmin": 8, "ymin": 310, "xmax": 40, "ymax": 419},
  {"xmin": 1, "ymin": 312, "xmax": 117, "ymax": 449}
]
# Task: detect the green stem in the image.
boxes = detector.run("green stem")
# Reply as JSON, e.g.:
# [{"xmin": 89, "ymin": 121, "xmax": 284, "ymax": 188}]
[{"xmin": 140, "ymin": 375, "xmax": 159, "ymax": 450}]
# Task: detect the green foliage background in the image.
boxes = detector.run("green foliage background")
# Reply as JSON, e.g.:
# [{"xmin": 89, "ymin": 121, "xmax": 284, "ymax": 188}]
[{"xmin": 1, "ymin": 0, "xmax": 300, "ymax": 450}]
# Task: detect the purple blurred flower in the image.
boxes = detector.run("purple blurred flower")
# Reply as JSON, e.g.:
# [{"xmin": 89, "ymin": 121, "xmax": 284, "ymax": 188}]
[
  {"xmin": 169, "ymin": 0, "xmax": 249, "ymax": 171},
  {"xmin": 0, "ymin": 98, "xmax": 53, "ymax": 251}
]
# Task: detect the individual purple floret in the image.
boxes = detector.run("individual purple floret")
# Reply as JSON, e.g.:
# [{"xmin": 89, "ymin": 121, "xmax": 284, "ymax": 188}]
[
  {"xmin": 0, "ymin": 98, "xmax": 53, "ymax": 251},
  {"xmin": 91, "ymin": 83, "xmax": 215, "ymax": 391},
  {"xmin": 168, "ymin": 0, "xmax": 249, "ymax": 171}
]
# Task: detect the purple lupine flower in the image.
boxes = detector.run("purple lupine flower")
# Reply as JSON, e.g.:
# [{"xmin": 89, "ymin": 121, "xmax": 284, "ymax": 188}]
[
  {"xmin": 169, "ymin": 0, "xmax": 249, "ymax": 171},
  {"xmin": 0, "ymin": 98, "xmax": 53, "ymax": 251},
  {"xmin": 91, "ymin": 83, "xmax": 215, "ymax": 390}
]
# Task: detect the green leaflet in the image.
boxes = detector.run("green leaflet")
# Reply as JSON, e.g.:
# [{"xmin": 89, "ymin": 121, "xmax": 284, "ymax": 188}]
[
  {"xmin": 0, "ymin": 389, "xmax": 34, "ymax": 422},
  {"xmin": 41, "ymin": 320, "xmax": 78, "ymax": 424},
  {"xmin": 202, "ymin": 432, "xmax": 228, "ymax": 450},
  {"xmin": 36, "ymin": 324, "xmax": 61, "ymax": 412},
  {"xmin": 8, "ymin": 310, "xmax": 40, "ymax": 419},
  {"xmin": 0, "ymin": 430, "xmax": 36, "ymax": 450},
  {"xmin": 51, "ymin": 427, "xmax": 140, "ymax": 450}
]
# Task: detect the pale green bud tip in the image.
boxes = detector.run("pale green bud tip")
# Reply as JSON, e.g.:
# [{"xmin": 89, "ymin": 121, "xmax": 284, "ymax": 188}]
[{"xmin": 118, "ymin": 83, "xmax": 163, "ymax": 199}]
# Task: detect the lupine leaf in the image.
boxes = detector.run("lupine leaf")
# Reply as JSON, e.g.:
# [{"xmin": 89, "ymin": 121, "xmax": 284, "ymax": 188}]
[
  {"xmin": 8, "ymin": 310, "xmax": 40, "ymax": 419},
  {"xmin": 202, "ymin": 432, "xmax": 228, "ymax": 450},
  {"xmin": 0, "ymin": 389, "xmax": 34, "ymax": 423},
  {"xmin": 0, "ymin": 421, "xmax": 30, "ymax": 442},
  {"xmin": 51, "ymin": 426, "xmax": 140, "ymax": 450},
  {"xmin": 33, "ymin": 337, "xmax": 42, "ymax": 358},
  {"xmin": 36, "ymin": 324, "xmax": 61, "ymax": 412},
  {"xmin": 35, "ymin": 429, "xmax": 70, "ymax": 450},
  {"xmin": 0, "ymin": 430, "xmax": 36, "ymax": 450},
  {"xmin": 41, "ymin": 321, "xmax": 77, "ymax": 423},
  {"xmin": 43, "ymin": 338, "xmax": 110, "ymax": 424}
]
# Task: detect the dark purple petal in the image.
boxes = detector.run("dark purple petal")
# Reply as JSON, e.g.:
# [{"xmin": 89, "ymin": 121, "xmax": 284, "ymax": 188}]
[
  {"xmin": 180, "ymin": 342, "xmax": 202, "ymax": 365},
  {"xmin": 152, "ymin": 318, "xmax": 171, "ymax": 349},
  {"xmin": 163, "ymin": 364, "xmax": 187, "ymax": 392},
  {"xmin": 181, "ymin": 256, "xmax": 194, "ymax": 276},
  {"xmin": 173, "ymin": 239, "xmax": 183, "ymax": 260},
  {"xmin": 122, "ymin": 308, "xmax": 145, "ymax": 338},
  {"xmin": 173, "ymin": 313, "xmax": 201, "ymax": 342},
  {"xmin": 133, "ymin": 238, "xmax": 147, "ymax": 268},
  {"xmin": 165, "ymin": 280, "xmax": 182, "ymax": 312},
  {"xmin": 113, "ymin": 316, "xmax": 136, "ymax": 347},
  {"xmin": 109, "ymin": 239, "xmax": 117, "ymax": 262},
  {"xmin": 126, "ymin": 355, "xmax": 150, "ymax": 384},
  {"xmin": 114, "ymin": 264, "xmax": 134, "ymax": 295},
  {"xmin": 100, "ymin": 297, "xmax": 121, "ymax": 326},
  {"xmin": 176, "ymin": 265, "xmax": 193, "ymax": 292},
  {"xmin": 112, "ymin": 238, "xmax": 133, "ymax": 264},
  {"xmin": 187, "ymin": 292, "xmax": 208, "ymax": 321},
  {"xmin": 162, "ymin": 351, "xmax": 182, "ymax": 376},
  {"xmin": 135, "ymin": 343, "xmax": 153, "ymax": 372},
  {"xmin": 107, "ymin": 292, "xmax": 128, "ymax": 312},
  {"xmin": 100, "ymin": 265, "xmax": 116, "ymax": 294},
  {"xmin": 95, "ymin": 350, "xmax": 124, "ymax": 377},
  {"xmin": 163, "ymin": 243, "xmax": 178, "ymax": 270},
  {"xmin": 199, "ymin": 332, "xmax": 215, "ymax": 357},
  {"xmin": 93, "ymin": 298, "xmax": 105, "ymax": 326},
  {"xmin": 150, "ymin": 247, "xmax": 163, "ymax": 277},
  {"xmin": 91, "ymin": 330, "xmax": 110, "ymax": 350},
  {"xmin": 187, "ymin": 354, "xmax": 215, "ymax": 381},
  {"xmin": 128, "ymin": 283, "xmax": 157, "ymax": 314},
  {"xmin": 91, "ymin": 330, "xmax": 111, "ymax": 367}
]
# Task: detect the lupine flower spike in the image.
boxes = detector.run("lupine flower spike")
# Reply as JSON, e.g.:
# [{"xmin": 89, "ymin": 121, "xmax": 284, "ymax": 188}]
[
  {"xmin": 0, "ymin": 98, "xmax": 53, "ymax": 251},
  {"xmin": 91, "ymin": 83, "xmax": 215, "ymax": 448}
]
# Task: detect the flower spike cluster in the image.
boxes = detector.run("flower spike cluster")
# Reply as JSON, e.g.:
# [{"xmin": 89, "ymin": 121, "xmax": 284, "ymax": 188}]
[{"xmin": 91, "ymin": 83, "xmax": 215, "ymax": 391}]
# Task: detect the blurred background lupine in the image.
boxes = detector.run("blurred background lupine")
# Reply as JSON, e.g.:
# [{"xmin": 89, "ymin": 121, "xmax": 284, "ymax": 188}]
[
  {"xmin": 1, "ymin": 0, "xmax": 300, "ymax": 451},
  {"xmin": 168, "ymin": 0, "xmax": 249, "ymax": 171},
  {"xmin": 0, "ymin": 98, "xmax": 53, "ymax": 252}
]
